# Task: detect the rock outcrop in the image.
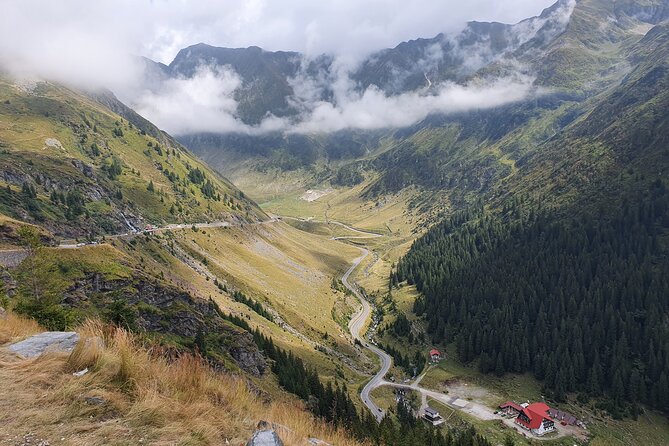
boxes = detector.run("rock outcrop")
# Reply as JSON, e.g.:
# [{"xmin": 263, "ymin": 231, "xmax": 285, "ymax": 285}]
[
  {"xmin": 63, "ymin": 273, "xmax": 266, "ymax": 376},
  {"xmin": 8, "ymin": 332, "xmax": 80, "ymax": 358},
  {"xmin": 246, "ymin": 421, "xmax": 284, "ymax": 446}
]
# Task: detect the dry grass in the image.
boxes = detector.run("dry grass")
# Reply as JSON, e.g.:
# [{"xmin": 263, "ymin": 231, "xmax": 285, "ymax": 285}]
[
  {"xmin": 0, "ymin": 310, "xmax": 41, "ymax": 344},
  {"xmin": 0, "ymin": 314, "xmax": 364, "ymax": 446}
]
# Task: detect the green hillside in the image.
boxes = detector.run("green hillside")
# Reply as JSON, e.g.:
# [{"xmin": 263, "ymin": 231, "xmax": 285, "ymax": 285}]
[
  {"xmin": 393, "ymin": 19, "xmax": 669, "ymax": 419},
  {"xmin": 0, "ymin": 78, "xmax": 264, "ymax": 239}
]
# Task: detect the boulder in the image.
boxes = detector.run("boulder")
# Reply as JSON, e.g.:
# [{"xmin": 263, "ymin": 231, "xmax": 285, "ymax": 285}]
[
  {"xmin": 246, "ymin": 421, "xmax": 284, "ymax": 446},
  {"xmin": 8, "ymin": 332, "xmax": 80, "ymax": 358}
]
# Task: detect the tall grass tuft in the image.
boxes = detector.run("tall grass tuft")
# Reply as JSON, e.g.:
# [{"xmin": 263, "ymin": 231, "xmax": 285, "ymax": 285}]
[{"xmin": 0, "ymin": 311, "xmax": 41, "ymax": 345}]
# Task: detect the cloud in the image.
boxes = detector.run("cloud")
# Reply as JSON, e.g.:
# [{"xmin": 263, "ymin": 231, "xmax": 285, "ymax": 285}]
[
  {"xmin": 291, "ymin": 75, "xmax": 538, "ymax": 133},
  {"xmin": 132, "ymin": 65, "xmax": 244, "ymax": 135},
  {"xmin": 128, "ymin": 0, "xmax": 572, "ymax": 136},
  {"xmin": 0, "ymin": 0, "xmax": 562, "ymax": 135},
  {"xmin": 132, "ymin": 58, "xmax": 537, "ymax": 136},
  {"xmin": 0, "ymin": 0, "xmax": 557, "ymax": 68},
  {"xmin": 132, "ymin": 64, "xmax": 293, "ymax": 135}
]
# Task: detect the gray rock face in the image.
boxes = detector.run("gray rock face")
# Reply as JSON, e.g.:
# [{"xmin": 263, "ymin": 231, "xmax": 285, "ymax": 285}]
[
  {"xmin": 64, "ymin": 273, "xmax": 266, "ymax": 376},
  {"xmin": 8, "ymin": 332, "xmax": 80, "ymax": 358},
  {"xmin": 0, "ymin": 250, "xmax": 29, "ymax": 268},
  {"xmin": 246, "ymin": 429, "xmax": 284, "ymax": 446}
]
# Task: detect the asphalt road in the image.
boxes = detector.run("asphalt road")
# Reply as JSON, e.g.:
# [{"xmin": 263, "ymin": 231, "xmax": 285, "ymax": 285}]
[
  {"xmin": 332, "ymin": 225, "xmax": 392, "ymax": 422},
  {"xmin": 273, "ymin": 215, "xmax": 394, "ymax": 420}
]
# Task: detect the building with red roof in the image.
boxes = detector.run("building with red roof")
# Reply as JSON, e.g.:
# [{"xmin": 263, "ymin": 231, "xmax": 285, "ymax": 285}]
[
  {"xmin": 429, "ymin": 349, "xmax": 441, "ymax": 361},
  {"xmin": 515, "ymin": 402, "xmax": 555, "ymax": 436}
]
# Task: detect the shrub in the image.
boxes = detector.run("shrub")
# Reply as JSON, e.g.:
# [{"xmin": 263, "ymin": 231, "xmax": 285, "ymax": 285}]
[{"xmin": 14, "ymin": 298, "xmax": 76, "ymax": 331}]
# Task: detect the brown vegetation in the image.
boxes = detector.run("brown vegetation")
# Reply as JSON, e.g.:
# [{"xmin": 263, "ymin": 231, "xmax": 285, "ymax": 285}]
[{"xmin": 0, "ymin": 314, "xmax": 363, "ymax": 445}]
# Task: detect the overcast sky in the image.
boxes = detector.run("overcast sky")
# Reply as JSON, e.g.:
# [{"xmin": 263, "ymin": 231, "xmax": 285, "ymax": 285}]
[
  {"xmin": 0, "ymin": 0, "xmax": 563, "ymax": 135},
  {"xmin": 1, "ymin": 0, "xmax": 556, "ymax": 66}
]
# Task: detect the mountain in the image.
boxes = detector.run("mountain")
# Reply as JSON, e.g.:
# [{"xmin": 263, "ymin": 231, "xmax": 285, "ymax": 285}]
[
  {"xmin": 0, "ymin": 74, "xmax": 272, "ymax": 372},
  {"xmin": 1, "ymin": 0, "xmax": 669, "ymax": 443},
  {"xmin": 145, "ymin": 0, "xmax": 669, "ymax": 420},
  {"xmin": 156, "ymin": 0, "xmax": 668, "ymax": 211},
  {"xmin": 146, "ymin": 0, "xmax": 579, "ymax": 125},
  {"xmin": 393, "ymin": 6, "xmax": 669, "ymax": 419},
  {"xmin": 168, "ymin": 44, "xmax": 304, "ymax": 124},
  {"xmin": 0, "ymin": 77, "xmax": 264, "ymax": 239},
  {"xmin": 0, "ymin": 74, "xmax": 386, "ymax": 444}
]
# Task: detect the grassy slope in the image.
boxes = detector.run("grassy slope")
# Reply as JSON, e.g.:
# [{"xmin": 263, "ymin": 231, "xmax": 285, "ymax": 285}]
[
  {"xmin": 0, "ymin": 77, "xmax": 264, "ymax": 238},
  {"xmin": 2, "ymin": 218, "xmax": 380, "ymax": 412},
  {"xmin": 0, "ymin": 75, "xmax": 376, "ymax": 438},
  {"xmin": 0, "ymin": 314, "xmax": 362, "ymax": 446},
  {"xmin": 102, "ymin": 222, "xmax": 372, "ymax": 386}
]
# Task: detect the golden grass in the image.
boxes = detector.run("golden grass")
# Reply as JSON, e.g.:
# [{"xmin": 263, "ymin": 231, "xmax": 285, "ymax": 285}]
[
  {"xmin": 0, "ymin": 310, "xmax": 41, "ymax": 344},
  {"xmin": 0, "ymin": 313, "xmax": 364, "ymax": 446},
  {"xmin": 175, "ymin": 223, "xmax": 363, "ymax": 366}
]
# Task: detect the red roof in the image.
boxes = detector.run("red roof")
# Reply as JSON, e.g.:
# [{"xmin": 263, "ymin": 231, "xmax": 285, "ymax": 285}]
[
  {"xmin": 499, "ymin": 401, "xmax": 523, "ymax": 412},
  {"xmin": 429, "ymin": 349, "xmax": 441, "ymax": 357},
  {"xmin": 516, "ymin": 403, "xmax": 553, "ymax": 430}
]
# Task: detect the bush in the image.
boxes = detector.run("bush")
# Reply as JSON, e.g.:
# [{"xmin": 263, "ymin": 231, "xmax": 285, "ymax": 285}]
[
  {"xmin": 14, "ymin": 298, "xmax": 76, "ymax": 331},
  {"xmin": 106, "ymin": 299, "xmax": 138, "ymax": 330}
]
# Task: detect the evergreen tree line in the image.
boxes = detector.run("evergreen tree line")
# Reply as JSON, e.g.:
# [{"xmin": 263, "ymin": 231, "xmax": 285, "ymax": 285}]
[
  {"xmin": 210, "ymin": 300, "xmax": 494, "ymax": 444},
  {"xmin": 252, "ymin": 329, "xmax": 373, "ymax": 437},
  {"xmin": 186, "ymin": 167, "xmax": 221, "ymax": 201},
  {"xmin": 16, "ymin": 181, "xmax": 86, "ymax": 222},
  {"xmin": 391, "ymin": 313, "xmax": 411, "ymax": 337},
  {"xmin": 210, "ymin": 302, "xmax": 252, "ymax": 333},
  {"xmin": 231, "ymin": 290, "xmax": 274, "ymax": 321},
  {"xmin": 379, "ymin": 342, "xmax": 426, "ymax": 376},
  {"xmin": 395, "ymin": 180, "xmax": 669, "ymax": 416},
  {"xmin": 252, "ymin": 328, "xmax": 490, "ymax": 445}
]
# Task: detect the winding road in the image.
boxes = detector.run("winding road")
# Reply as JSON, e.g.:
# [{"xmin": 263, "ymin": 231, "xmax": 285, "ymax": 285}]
[
  {"xmin": 1, "ymin": 213, "xmax": 579, "ymax": 438},
  {"xmin": 344, "ymin": 246, "xmax": 393, "ymax": 422},
  {"xmin": 329, "ymin": 218, "xmax": 503, "ymax": 424},
  {"xmin": 317, "ymin": 220, "xmax": 393, "ymax": 422},
  {"xmin": 279, "ymin": 215, "xmax": 393, "ymax": 420}
]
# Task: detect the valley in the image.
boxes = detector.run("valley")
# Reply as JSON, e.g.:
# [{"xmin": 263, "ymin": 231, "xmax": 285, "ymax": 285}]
[{"xmin": 1, "ymin": 0, "xmax": 669, "ymax": 445}]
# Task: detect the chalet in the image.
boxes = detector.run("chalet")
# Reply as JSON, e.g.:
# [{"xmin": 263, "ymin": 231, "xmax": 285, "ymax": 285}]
[
  {"xmin": 429, "ymin": 349, "xmax": 441, "ymax": 362},
  {"xmin": 499, "ymin": 401, "xmax": 523, "ymax": 416},
  {"xmin": 515, "ymin": 402, "xmax": 555, "ymax": 436},
  {"xmin": 423, "ymin": 407, "xmax": 445, "ymax": 426}
]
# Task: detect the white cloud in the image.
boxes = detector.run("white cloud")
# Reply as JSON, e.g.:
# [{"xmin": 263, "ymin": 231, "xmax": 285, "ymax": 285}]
[
  {"xmin": 0, "ymin": 0, "xmax": 562, "ymax": 135},
  {"xmin": 133, "ymin": 65, "xmax": 245, "ymax": 134},
  {"xmin": 0, "ymin": 0, "xmax": 557, "ymax": 67},
  {"xmin": 292, "ymin": 75, "xmax": 537, "ymax": 133},
  {"xmin": 132, "ymin": 59, "xmax": 538, "ymax": 135}
]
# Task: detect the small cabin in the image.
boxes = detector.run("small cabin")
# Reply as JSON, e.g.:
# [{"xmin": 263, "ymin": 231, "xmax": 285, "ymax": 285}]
[
  {"xmin": 423, "ymin": 407, "xmax": 444, "ymax": 426},
  {"xmin": 429, "ymin": 349, "xmax": 441, "ymax": 362}
]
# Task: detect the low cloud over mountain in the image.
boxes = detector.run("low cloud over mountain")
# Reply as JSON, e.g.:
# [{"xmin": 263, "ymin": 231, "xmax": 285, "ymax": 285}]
[
  {"xmin": 130, "ymin": 0, "xmax": 576, "ymax": 135},
  {"xmin": 0, "ymin": 0, "xmax": 564, "ymax": 135}
]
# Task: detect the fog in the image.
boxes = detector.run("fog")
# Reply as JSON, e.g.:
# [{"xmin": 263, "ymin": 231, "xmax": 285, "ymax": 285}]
[{"xmin": 0, "ymin": 0, "xmax": 567, "ymax": 135}]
